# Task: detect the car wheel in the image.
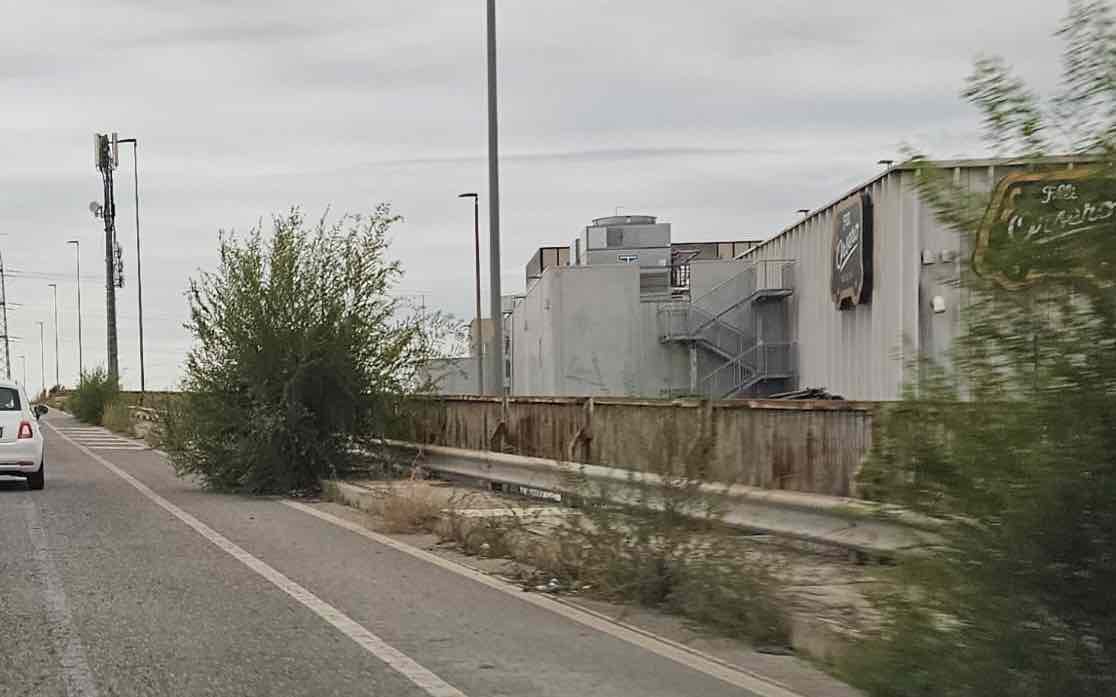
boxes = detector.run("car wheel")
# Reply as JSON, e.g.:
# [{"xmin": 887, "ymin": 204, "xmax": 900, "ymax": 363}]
[{"xmin": 27, "ymin": 461, "xmax": 44, "ymax": 491}]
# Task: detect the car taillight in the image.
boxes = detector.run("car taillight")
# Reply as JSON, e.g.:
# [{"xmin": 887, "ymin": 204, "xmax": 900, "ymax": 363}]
[{"xmin": 17, "ymin": 421, "xmax": 33, "ymax": 439}]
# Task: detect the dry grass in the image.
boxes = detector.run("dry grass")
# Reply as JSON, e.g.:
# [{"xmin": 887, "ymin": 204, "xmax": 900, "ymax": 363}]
[
  {"xmin": 101, "ymin": 399, "xmax": 134, "ymax": 437},
  {"xmin": 377, "ymin": 484, "xmax": 444, "ymax": 533},
  {"xmin": 438, "ymin": 509, "xmax": 521, "ymax": 558}
]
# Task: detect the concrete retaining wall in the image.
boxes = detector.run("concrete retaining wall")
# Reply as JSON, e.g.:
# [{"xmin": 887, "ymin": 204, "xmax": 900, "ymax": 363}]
[{"xmin": 405, "ymin": 396, "xmax": 874, "ymax": 497}]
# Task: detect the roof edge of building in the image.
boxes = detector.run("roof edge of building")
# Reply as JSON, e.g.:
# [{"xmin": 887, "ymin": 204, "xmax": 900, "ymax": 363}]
[{"xmin": 739, "ymin": 153, "xmax": 1101, "ymax": 259}]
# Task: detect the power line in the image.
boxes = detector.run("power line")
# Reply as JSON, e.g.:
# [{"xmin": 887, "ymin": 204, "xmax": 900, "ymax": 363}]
[{"xmin": 6, "ymin": 269, "xmax": 104, "ymax": 282}]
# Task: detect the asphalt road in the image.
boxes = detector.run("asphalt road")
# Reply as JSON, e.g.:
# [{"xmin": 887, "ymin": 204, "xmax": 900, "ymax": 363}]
[{"xmin": 0, "ymin": 412, "xmax": 811, "ymax": 697}]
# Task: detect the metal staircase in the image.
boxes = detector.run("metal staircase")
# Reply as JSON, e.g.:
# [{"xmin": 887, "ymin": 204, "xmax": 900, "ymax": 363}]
[{"xmin": 658, "ymin": 260, "xmax": 795, "ymax": 399}]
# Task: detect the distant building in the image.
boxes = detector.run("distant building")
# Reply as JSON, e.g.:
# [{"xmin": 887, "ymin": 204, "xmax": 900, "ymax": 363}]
[
  {"xmin": 430, "ymin": 155, "xmax": 1092, "ymax": 401},
  {"xmin": 510, "ymin": 214, "xmax": 777, "ymax": 398}
]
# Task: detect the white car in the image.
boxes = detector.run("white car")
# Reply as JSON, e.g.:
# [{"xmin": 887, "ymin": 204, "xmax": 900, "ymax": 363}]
[{"xmin": 0, "ymin": 380, "xmax": 47, "ymax": 490}]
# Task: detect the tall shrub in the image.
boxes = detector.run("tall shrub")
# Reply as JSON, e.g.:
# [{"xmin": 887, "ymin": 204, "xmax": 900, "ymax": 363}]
[
  {"xmin": 68, "ymin": 367, "xmax": 120, "ymax": 425},
  {"xmin": 849, "ymin": 3, "xmax": 1116, "ymax": 694},
  {"xmin": 163, "ymin": 206, "xmax": 432, "ymax": 493}
]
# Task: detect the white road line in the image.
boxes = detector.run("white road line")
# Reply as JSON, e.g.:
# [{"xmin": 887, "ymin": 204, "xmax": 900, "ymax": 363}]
[
  {"xmin": 22, "ymin": 497, "xmax": 100, "ymax": 697},
  {"xmin": 46, "ymin": 424, "xmax": 469, "ymax": 697},
  {"xmin": 284, "ymin": 500, "xmax": 806, "ymax": 697}
]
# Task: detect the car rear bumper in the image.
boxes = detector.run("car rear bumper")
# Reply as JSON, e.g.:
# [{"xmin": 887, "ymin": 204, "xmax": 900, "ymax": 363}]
[{"xmin": 0, "ymin": 440, "xmax": 42, "ymax": 474}]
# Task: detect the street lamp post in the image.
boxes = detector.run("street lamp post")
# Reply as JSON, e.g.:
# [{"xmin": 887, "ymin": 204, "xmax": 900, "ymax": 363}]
[
  {"xmin": 36, "ymin": 321, "xmax": 44, "ymax": 399},
  {"xmin": 19, "ymin": 355, "xmax": 26, "ymax": 389},
  {"xmin": 47, "ymin": 284, "xmax": 59, "ymax": 389},
  {"xmin": 486, "ymin": 0, "xmax": 504, "ymax": 395},
  {"xmin": 117, "ymin": 137, "xmax": 146, "ymax": 399},
  {"xmin": 0, "ymin": 250, "xmax": 10, "ymax": 380},
  {"xmin": 458, "ymin": 193, "xmax": 484, "ymax": 394},
  {"xmin": 67, "ymin": 240, "xmax": 83, "ymax": 377}
]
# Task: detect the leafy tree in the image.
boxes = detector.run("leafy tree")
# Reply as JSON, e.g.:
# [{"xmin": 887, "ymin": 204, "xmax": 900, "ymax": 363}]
[
  {"xmin": 850, "ymin": 3, "xmax": 1116, "ymax": 695},
  {"xmin": 163, "ymin": 206, "xmax": 437, "ymax": 494}
]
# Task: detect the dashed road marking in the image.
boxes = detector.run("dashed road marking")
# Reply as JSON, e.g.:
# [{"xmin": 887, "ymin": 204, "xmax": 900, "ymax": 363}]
[{"xmin": 46, "ymin": 423, "xmax": 469, "ymax": 697}]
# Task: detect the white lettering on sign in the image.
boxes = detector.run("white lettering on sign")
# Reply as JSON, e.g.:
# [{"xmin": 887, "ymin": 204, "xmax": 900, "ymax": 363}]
[
  {"xmin": 1005, "ymin": 195, "xmax": 1116, "ymax": 244},
  {"xmin": 835, "ymin": 219, "xmax": 861, "ymax": 271},
  {"xmin": 617, "ymin": 254, "xmax": 639, "ymax": 263},
  {"xmin": 1040, "ymin": 183, "xmax": 1080, "ymax": 204}
]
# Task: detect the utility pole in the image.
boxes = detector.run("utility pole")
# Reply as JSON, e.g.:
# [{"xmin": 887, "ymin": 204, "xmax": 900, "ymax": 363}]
[
  {"xmin": 48, "ymin": 283, "xmax": 60, "ymax": 388},
  {"xmin": 0, "ymin": 251, "xmax": 10, "ymax": 379},
  {"xmin": 118, "ymin": 138, "xmax": 145, "ymax": 398},
  {"xmin": 94, "ymin": 133, "xmax": 120, "ymax": 380},
  {"xmin": 486, "ymin": 0, "xmax": 504, "ymax": 395}
]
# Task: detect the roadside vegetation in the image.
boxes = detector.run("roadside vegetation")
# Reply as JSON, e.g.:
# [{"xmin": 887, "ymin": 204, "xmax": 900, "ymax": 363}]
[
  {"xmin": 161, "ymin": 206, "xmax": 442, "ymax": 494},
  {"xmin": 67, "ymin": 367, "xmax": 120, "ymax": 425},
  {"xmin": 544, "ymin": 432, "xmax": 790, "ymax": 647},
  {"xmin": 101, "ymin": 399, "xmax": 134, "ymax": 436},
  {"xmin": 357, "ymin": 431, "xmax": 793, "ymax": 649},
  {"xmin": 847, "ymin": 3, "xmax": 1116, "ymax": 694}
]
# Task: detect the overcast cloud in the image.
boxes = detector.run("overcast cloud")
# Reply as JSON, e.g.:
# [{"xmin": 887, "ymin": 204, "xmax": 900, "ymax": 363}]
[{"xmin": 1, "ymin": 0, "xmax": 1064, "ymax": 389}]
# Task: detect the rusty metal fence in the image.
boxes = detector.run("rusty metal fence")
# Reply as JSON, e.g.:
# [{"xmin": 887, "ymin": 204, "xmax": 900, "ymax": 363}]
[{"xmin": 402, "ymin": 395, "xmax": 874, "ymax": 498}]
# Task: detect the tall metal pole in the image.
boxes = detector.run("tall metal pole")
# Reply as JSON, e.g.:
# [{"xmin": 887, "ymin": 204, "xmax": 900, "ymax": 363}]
[
  {"xmin": 19, "ymin": 355, "xmax": 26, "ymax": 388},
  {"xmin": 67, "ymin": 240, "xmax": 83, "ymax": 377},
  {"xmin": 48, "ymin": 284, "xmax": 59, "ymax": 388},
  {"xmin": 0, "ymin": 252, "xmax": 10, "ymax": 379},
  {"xmin": 96, "ymin": 133, "xmax": 120, "ymax": 380},
  {"xmin": 459, "ymin": 193, "xmax": 484, "ymax": 394},
  {"xmin": 119, "ymin": 138, "xmax": 145, "ymax": 399},
  {"xmin": 37, "ymin": 321, "xmax": 45, "ymax": 399},
  {"xmin": 486, "ymin": 0, "xmax": 504, "ymax": 395},
  {"xmin": 472, "ymin": 195, "xmax": 485, "ymax": 395}
]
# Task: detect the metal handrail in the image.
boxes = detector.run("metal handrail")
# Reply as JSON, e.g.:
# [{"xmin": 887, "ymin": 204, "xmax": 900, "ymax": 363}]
[
  {"xmin": 700, "ymin": 342, "xmax": 797, "ymax": 399},
  {"xmin": 690, "ymin": 260, "xmax": 795, "ymax": 309}
]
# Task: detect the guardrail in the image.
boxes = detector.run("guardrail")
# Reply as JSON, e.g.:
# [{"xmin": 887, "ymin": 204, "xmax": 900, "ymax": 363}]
[
  {"xmin": 125, "ymin": 406, "xmax": 936, "ymax": 555},
  {"xmin": 384, "ymin": 439, "xmax": 942, "ymax": 556}
]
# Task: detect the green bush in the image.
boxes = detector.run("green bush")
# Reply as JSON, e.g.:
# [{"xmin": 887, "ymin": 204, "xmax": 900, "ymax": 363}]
[
  {"xmin": 67, "ymin": 367, "xmax": 120, "ymax": 425},
  {"xmin": 162, "ymin": 206, "xmax": 434, "ymax": 494}
]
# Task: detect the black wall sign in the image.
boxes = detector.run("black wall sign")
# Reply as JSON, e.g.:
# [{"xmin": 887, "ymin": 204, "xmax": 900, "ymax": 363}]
[
  {"xmin": 831, "ymin": 193, "xmax": 873, "ymax": 310},
  {"xmin": 976, "ymin": 168, "xmax": 1116, "ymax": 289}
]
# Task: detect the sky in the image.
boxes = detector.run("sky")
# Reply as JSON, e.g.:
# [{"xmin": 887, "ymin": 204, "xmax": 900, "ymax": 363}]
[{"xmin": 0, "ymin": 0, "xmax": 1066, "ymax": 391}]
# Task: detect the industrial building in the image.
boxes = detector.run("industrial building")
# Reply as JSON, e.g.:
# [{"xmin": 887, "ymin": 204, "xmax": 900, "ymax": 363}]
[
  {"xmin": 735, "ymin": 156, "xmax": 1092, "ymax": 400},
  {"xmin": 508, "ymin": 214, "xmax": 778, "ymax": 398},
  {"xmin": 425, "ymin": 156, "xmax": 1088, "ymax": 402}
]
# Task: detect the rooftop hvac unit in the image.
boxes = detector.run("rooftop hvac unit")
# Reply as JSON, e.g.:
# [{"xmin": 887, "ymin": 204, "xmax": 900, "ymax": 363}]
[{"xmin": 584, "ymin": 223, "xmax": 671, "ymax": 251}]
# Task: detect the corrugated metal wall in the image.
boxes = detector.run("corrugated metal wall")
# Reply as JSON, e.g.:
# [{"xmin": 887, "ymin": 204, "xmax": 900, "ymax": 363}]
[{"xmin": 743, "ymin": 163, "xmax": 1034, "ymax": 401}]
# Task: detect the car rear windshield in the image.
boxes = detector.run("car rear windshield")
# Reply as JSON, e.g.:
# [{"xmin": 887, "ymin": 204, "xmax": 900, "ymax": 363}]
[{"xmin": 0, "ymin": 387, "xmax": 21, "ymax": 411}]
